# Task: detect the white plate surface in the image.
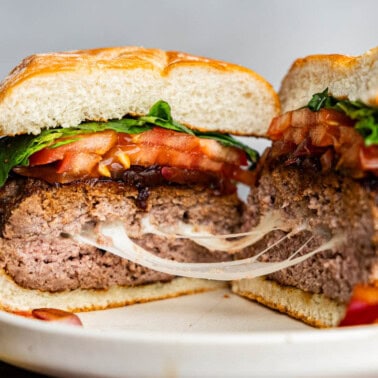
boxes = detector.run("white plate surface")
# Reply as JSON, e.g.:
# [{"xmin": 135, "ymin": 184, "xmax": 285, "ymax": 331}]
[{"xmin": 0, "ymin": 288, "xmax": 377, "ymax": 377}]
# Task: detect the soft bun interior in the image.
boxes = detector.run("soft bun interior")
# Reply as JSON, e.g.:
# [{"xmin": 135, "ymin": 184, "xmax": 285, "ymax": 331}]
[
  {"xmin": 279, "ymin": 46, "xmax": 378, "ymax": 112},
  {"xmin": 0, "ymin": 47, "xmax": 280, "ymax": 137}
]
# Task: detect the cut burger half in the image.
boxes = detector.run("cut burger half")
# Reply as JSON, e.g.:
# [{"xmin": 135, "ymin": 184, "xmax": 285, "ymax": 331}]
[
  {"xmin": 0, "ymin": 46, "xmax": 280, "ymax": 314},
  {"xmin": 232, "ymin": 47, "xmax": 378, "ymax": 327}
]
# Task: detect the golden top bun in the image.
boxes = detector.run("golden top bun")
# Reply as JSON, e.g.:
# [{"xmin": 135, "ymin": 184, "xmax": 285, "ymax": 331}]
[
  {"xmin": 0, "ymin": 46, "xmax": 280, "ymax": 136},
  {"xmin": 279, "ymin": 46, "xmax": 378, "ymax": 112}
]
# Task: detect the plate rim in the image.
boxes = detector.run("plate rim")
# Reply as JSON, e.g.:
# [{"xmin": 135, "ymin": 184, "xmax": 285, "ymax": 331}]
[
  {"xmin": 1, "ymin": 308, "xmax": 377, "ymax": 345},
  {"xmin": 1, "ymin": 307, "xmax": 378, "ymax": 378}
]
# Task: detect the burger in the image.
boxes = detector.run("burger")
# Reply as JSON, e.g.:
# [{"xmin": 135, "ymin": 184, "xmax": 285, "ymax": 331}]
[
  {"xmin": 0, "ymin": 46, "xmax": 279, "ymax": 314},
  {"xmin": 232, "ymin": 47, "xmax": 378, "ymax": 327}
]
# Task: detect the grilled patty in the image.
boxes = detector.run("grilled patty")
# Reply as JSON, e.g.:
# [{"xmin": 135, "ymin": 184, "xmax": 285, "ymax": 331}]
[
  {"xmin": 0, "ymin": 177, "xmax": 243, "ymax": 292},
  {"xmin": 241, "ymin": 157, "xmax": 378, "ymax": 303}
]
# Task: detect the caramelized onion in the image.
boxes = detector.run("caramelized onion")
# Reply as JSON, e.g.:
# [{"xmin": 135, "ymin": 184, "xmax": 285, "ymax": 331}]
[{"xmin": 161, "ymin": 167, "xmax": 217, "ymax": 185}]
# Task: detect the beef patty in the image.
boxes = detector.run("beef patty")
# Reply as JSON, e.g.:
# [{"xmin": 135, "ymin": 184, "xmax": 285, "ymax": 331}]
[
  {"xmin": 0, "ymin": 178, "xmax": 243, "ymax": 292},
  {"xmin": 241, "ymin": 158, "xmax": 378, "ymax": 303}
]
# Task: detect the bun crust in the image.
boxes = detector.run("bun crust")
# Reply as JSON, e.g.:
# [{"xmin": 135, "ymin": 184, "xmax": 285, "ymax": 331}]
[
  {"xmin": 0, "ymin": 46, "xmax": 279, "ymax": 137},
  {"xmin": 0, "ymin": 268, "xmax": 225, "ymax": 313},
  {"xmin": 232, "ymin": 278, "xmax": 346, "ymax": 328},
  {"xmin": 279, "ymin": 46, "xmax": 378, "ymax": 112}
]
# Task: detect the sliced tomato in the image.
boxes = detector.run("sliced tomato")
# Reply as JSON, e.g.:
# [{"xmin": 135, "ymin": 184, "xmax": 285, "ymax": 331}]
[
  {"xmin": 12, "ymin": 308, "xmax": 83, "ymax": 326},
  {"xmin": 266, "ymin": 108, "xmax": 378, "ymax": 176},
  {"xmin": 339, "ymin": 284, "xmax": 378, "ymax": 326},
  {"xmin": 32, "ymin": 308, "xmax": 83, "ymax": 326},
  {"xmin": 199, "ymin": 138, "xmax": 248, "ymax": 166},
  {"xmin": 128, "ymin": 128, "xmax": 247, "ymax": 165},
  {"xmin": 29, "ymin": 131, "xmax": 118, "ymax": 166},
  {"xmin": 268, "ymin": 111, "xmax": 293, "ymax": 139},
  {"xmin": 118, "ymin": 144, "xmax": 224, "ymax": 173},
  {"xmin": 106, "ymin": 144, "xmax": 253, "ymax": 185},
  {"xmin": 339, "ymin": 300, "xmax": 378, "ymax": 327},
  {"xmin": 130, "ymin": 128, "xmax": 200, "ymax": 152},
  {"xmin": 23, "ymin": 127, "xmax": 250, "ymax": 186},
  {"xmin": 360, "ymin": 146, "xmax": 378, "ymax": 171},
  {"xmin": 56, "ymin": 152, "xmax": 102, "ymax": 175},
  {"xmin": 268, "ymin": 108, "xmax": 354, "ymax": 143}
]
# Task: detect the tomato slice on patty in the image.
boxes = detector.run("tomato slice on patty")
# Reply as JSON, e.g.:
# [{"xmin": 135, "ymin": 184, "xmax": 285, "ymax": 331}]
[
  {"xmin": 29, "ymin": 130, "xmax": 118, "ymax": 166},
  {"xmin": 21, "ymin": 127, "xmax": 253, "ymax": 186},
  {"xmin": 267, "ymin": 108, "xmax": 378, "ymax": 177}
]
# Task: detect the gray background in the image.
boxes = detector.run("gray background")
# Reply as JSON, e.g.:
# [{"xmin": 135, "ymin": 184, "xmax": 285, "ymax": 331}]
[{"xmin": 0, "ymin": 0, "xmax": 377, "ymax": 90}]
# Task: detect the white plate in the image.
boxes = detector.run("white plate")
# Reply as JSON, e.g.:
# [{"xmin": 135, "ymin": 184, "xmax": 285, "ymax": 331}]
[{"xmin": 0, "ymin": 288, "xmax": 377, "ymax": 377}]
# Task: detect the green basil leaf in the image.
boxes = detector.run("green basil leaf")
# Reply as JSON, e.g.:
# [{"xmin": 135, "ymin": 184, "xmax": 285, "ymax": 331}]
[
  {"xmin": 140, "ymin": 100, "xmax": 195, "ymax": 135},
  {"xmin": 140, "ymin": 115, "xmax": 195, "ymax": 135},
  {"xmin": 0, "ymin": 135, "xmax": 34, "ymax": 187},
  {"xmin": 71, "ymin": 118, "xmax": 151, "ymax": 134},
  {"xmin": 307, "ymin": 88, "xmax": 330, "ymax": 111},
  {"xmin": 146, "ymin": 100, "xmax": 173, "ymax": 121}
]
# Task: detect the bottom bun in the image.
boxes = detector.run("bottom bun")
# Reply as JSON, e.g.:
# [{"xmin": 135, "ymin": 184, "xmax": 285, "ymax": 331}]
[
  {"xmin": 0, "ymin": 269, "xmax": 226, "ymax": 313},
  {"xmin": 232, "ymin": 277, "xmax": 346, "ymax": 328}
]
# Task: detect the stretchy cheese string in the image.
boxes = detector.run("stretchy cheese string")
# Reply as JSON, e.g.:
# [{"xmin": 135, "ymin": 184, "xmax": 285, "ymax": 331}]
[{"xmin": 67, "ymin": 212, "xmax": 345, "ymax": 281}]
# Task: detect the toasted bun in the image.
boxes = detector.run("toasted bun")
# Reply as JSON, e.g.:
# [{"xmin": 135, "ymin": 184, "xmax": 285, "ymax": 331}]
[
  {"xmin": 279, "ymin": 46, "xmax": 378, "ymax": 112},
  {"xmin": 0, "ymin": 268, "xmax": 226, "ymax": 313},
  {"xmin": 232, "ymin": 278, "xmax": 346, "ymax": 328},
  {"xmin": 0, "ymin": 46, "xmax": 279, "ymax": 137}
]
